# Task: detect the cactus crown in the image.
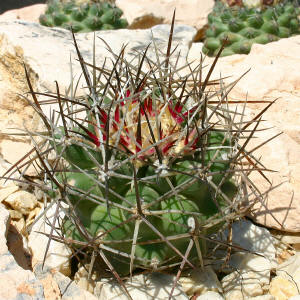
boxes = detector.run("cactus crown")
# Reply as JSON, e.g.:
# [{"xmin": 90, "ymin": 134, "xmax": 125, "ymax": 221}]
[
  {"xmin": 3, "ymin": 14, "xmax": 275, "ymax": 299},
  {"xmin": 39, "ymin": 0, "xmax": 128, "ymax": 32}
]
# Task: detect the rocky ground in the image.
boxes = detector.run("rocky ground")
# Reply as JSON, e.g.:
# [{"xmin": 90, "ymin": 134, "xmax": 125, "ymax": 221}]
[{"xmin": 0, "ymin": 1, "xmax": 299, "ymax": 299}]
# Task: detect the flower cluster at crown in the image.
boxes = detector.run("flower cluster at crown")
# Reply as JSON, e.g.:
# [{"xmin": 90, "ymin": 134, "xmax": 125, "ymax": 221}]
[{"xmin": 82, "ymin": 88, "xmax": 202, "ymax": 162}]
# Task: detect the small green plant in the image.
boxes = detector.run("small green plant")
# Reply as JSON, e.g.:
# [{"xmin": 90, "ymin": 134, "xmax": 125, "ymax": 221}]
[
  {"xmin": 203, "ymin": 0, "xmax": 300, "ymax": 56},
  {"xmin": 3, "ymin": 13, "xmax": 275, "ymax": 299},
  {"xmin": 39, "ymin": 0, "xmax": 128, "ymax": 32}
]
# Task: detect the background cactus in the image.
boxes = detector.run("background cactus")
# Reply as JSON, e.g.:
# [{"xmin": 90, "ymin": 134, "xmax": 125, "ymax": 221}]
[
  {"xmin": 220, "ymin": 0, "xmax": 286, "ymax": 8},
  {"xmin": 203, "ymin": 0, "xmax": 300, "ymax": 56},
  {"xmin": 4, "ymin": 16, "xmax": 275, "ymax": 298},
  {"xmin": 39, "ymin": 0, "xmax": 128, "ymax": 32}
]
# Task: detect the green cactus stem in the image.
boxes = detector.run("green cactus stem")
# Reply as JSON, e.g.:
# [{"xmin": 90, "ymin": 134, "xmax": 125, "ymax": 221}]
[
  {"xmin": 203, "ymin": 0, "xmax": 300, "ymax": 56},
  {"xmin": 39, "ymin": 0, "xmax": 128, "ymax": 32}
]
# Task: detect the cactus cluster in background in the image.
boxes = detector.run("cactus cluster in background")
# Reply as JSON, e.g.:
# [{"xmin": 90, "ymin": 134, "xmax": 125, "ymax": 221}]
[
  {"xmin": 39, "ymin": 0, "xmax": 128, "ymax": 32},
  {"xmin": 203, "ymin": 0, "xmax": 300, "ymax": 56},
  {"xmin": 3, "ymin": 15, "xmax": 276, "ymax": 298}
]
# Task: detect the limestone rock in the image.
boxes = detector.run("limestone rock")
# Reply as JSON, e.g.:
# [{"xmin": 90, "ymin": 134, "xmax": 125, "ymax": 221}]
[
  {"xmin": 245, "ymin": 115, "xmax": 300, "ymax": 233},
  {"xmin": 0, "ymin": 21, "xmax": 196, "ymax": 96},
  {"xmin": 271, "ymin": 230, "xmax": 300, "ymax": 249},
  {"xmin": 6, "ymin": 223, "xmax": 32, "ymax": 271},
  {"xmin": 179, "ymin": 266, "xmax": 222, "ymax": 296},
  {"xmin": 97, "ymin": 272, "xmax": 189, "ymax": 300},
  {"xmin": 0, "ymin": 184, "xmax": 19, "ymax": 203},
  {"xmin": 0, "ymin": 142, "xmax": 38, "ymax": 174},
  {"xmin": 116, "ymin": 0, "xmax": 214, "ymax": 33},
  {"xmin": 276, "ymin": 252, "xmax": 300, "ymax": 292},
  {"xmin": 0, "ymin": 203, "xmax": 10, "ymax": 254},
  {"xmin": 34, "ymin": 263, "xmax": 98, "ymax": 300},
  {"xmin": 0, "ymin": 4, "xmax": 46, "ymax": 23},
  {"xmin": 0, "ymin": 25, "xmax": 42, "ymax": 173},
  {"xmin": 197, "ymin": 291, "xmax": 225, "ymax": 300},
  {"xmin": 0, "ymin": 203, "xmax": 99, "ymax": 300},
  {"xmin": 0, "ymin": 204, "xmax": 45, "ymax": 300},
  {"xmin": 228, "ymin": 252, "xmax": 272, "ymax": 286},
  {"xmin": 11, "ymin": 217, "xmax": 26, "ymax": 235},
  {"xmin": 224, "ymin": 220, "xmax": 276, "ymax": 261},
  {"xmin": 222, "ymin": 270, "xmax": 265, "ymax": 299},
  {"xmin": 220, "ymin": 232, "xmax": 274, "ymax": 300},
  {"xmin": 28, "ymin": 203, "xmax": 72, "ymax": 276},
  {"xmin": 74, "ymin": 264, "xmax": 100, "ymax": 294},
  {"xmin": 39, "ymin": 273, "xmax": 61, "ymax": 300},
  {"xmin": 187, "ymin": 37, "xmax": 300, "ymax": 232},
  {"xmin": 4, "ymin": 190, "xmax": 38, "ymax": 215},
  {"xmin": 248, "ymin": 296, "xmax": 275, "ymax": 300},
  {"xmin": 26, "ymin": 204, "xmax": 43, "ymax": 227},
  {"xmin": 8, "ymin": 208, "xmax": 23, "ymax": 219},
  {"xmin": 269, "ymin": 276, "xmax": 298, "ymax": 300}
]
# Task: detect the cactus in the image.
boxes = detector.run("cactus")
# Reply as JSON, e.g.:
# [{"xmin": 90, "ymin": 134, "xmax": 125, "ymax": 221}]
[
  {"xmin": 39, "ymin": 0, "xmax": 128, "ymax": 32},
  {"xmin": 203, "ymin": 0, "xmax": 300, "ymax": 56},
  {"xmin": 3, "ymin": 15, "xmax": 276, "ymax": 299}
]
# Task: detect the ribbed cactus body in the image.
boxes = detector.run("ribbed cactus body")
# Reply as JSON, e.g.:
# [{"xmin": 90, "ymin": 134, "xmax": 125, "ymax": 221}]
[
  {"xmin": 39, "ymin": 0, "xmax": 128, "ymax": 32},
  {"xmin": 16, "ymin": 17, "xmax": 272, "ymax": 279},
  {"xmin": 203, "ymin": 1, "xmax": 300, "ymax": 56},
  {"xmin": 54, "ymin": 126, "xmax": 236, "ymax": 274}
]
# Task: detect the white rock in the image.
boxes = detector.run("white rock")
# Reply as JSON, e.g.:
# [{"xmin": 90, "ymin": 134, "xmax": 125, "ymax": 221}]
[
  {"xmin": 271, "ymin": 230, "xmax": 300, "ymax": 247},
  {"xmin": 8, "ymin": 209, "xmax": 23, "ymax": 220},
  {"xmin": 0, "ymin": 21, "xmax": 196, "ymax": 96},
  {"xmin": 211, "ymin": 220, "xmax": 276, "ymax": 273},
  {"xmin": 197, "ymin": 291, "xmax": 224, "ymax": 300},
  {"xmin": 276, "ymin": 252, "xmax": 300, "ymax": 291},
  {"xmin": 34, "ymin": 263, "xmax": 98, "ymax": 300},
  {"xmin": 74, "ymin": 264, "xmax": 100, "ymax": 294},
  {"xmin": 179, "ymin": 266, "xmax": 222, "ymax": 295},
  {"xmin": 28, "ymin": 203, "xmax": 72, "ymax": 276},
  {"xmin": 6, "ymin": 221, "xmax": 32, "ymax": 271},
  {"xmin": 98, "ymin": 272, "xmax": 189, "ymax": 300},
  {"xmin": 220, "ymin": 230, "xmax": 274, "ymax": 300},
  {"xmin": 0, "ymin": 204, "xmax": 45, "ymax": 300},
  {"xmin": 222, "ymin": 270, "xmax": 265, "ymax": 299},
  {"xmin": 0, "ymin": 4, "xmax": 46, "ymax": 23},
  {"xmin": 269, "ymin": 276, "xmax": 298, "ymax": 300},
  {"xmin": 11, "ymin": 217, "xmax": 26, "ymax": 235},
  {"xmin": 116, "ymin": 0, "xmax": 214, "ymax": 33},
  {"xmin": 0, "ymin": 185, "xmax": 19, "ymax": 203},
  {"xmin": 0, "ymin": 203, "xmax": 10, "ymax": 255},
  {"xmin": 0, "ymin": 28, "xmax": 42, "ymax": 175},
  {"xmin": 4, "ymin": 190, "xmax": 38, "ymax": 215},
  {"xmin": 248, "ymin": 296, "xmax": 275, "ymax": 300},
  {"xmin": 228, "ymin": 253, "xmax": 272, "ymax": 286},
  {"xmin": 223, "ymin": 219, "xmax": 276, "ymax": 263},
  {"xmin": 280, "ymin": 235, "xmax": 300, "ymax": 246}
]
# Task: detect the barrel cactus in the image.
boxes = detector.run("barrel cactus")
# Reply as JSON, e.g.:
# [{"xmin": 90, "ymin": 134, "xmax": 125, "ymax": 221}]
[
  {"xmin": 203, "ymin": 0, "xmax": 300, "ymax": 56},
  {"xmin": 39, "ymin": 0, "xmax": 128, "ymax": 32},
  {"xmin": 3, "ymin": 16, "xmax": 275, "ymax": 298}
]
